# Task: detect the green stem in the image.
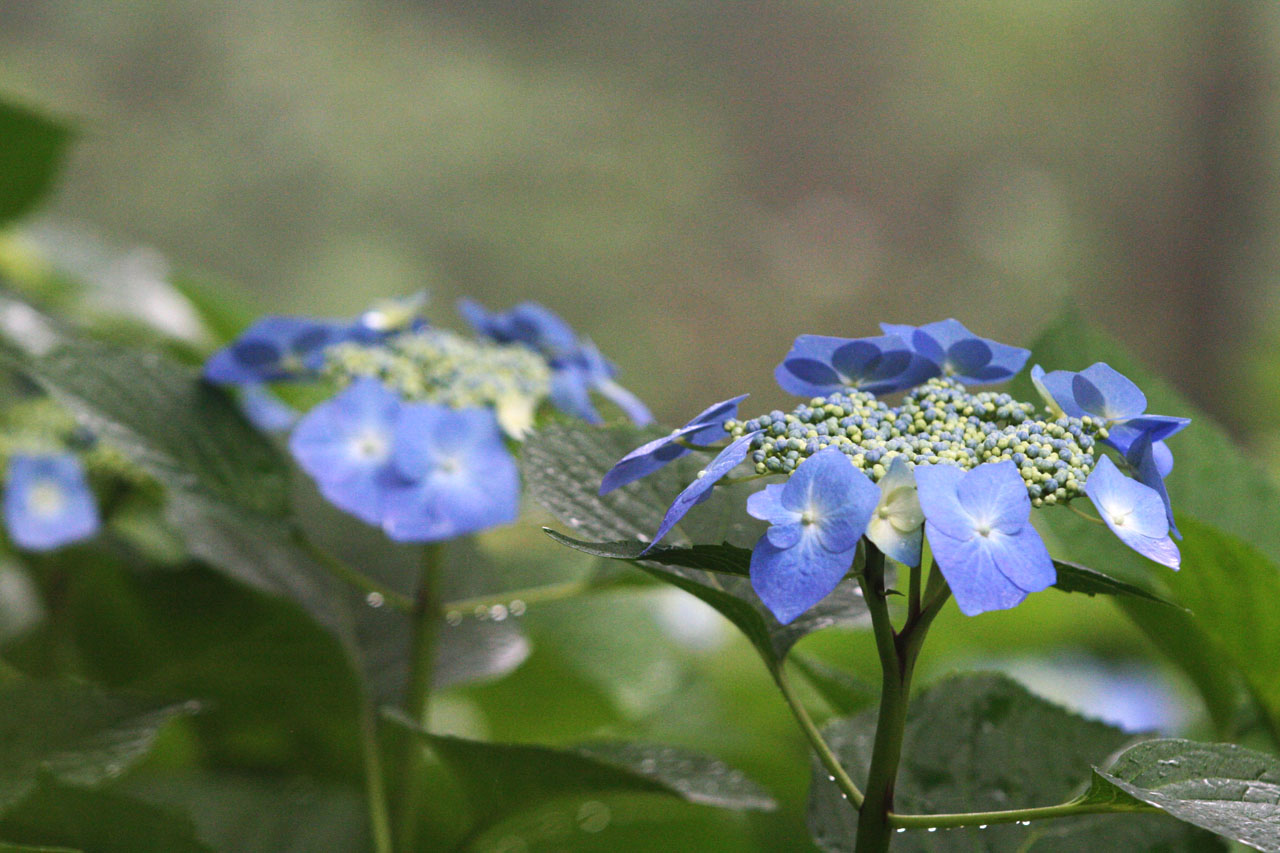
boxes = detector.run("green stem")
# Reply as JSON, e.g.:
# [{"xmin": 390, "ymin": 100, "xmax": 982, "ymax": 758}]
[
  {"xmin": 774, "ymin": 663, "xmax": 865, "ymax": 809},
  {"xmin": 889, "ymin": 797, "xmax": 1155, "ymax": 830},
  {"xmin": 395, "ymin": 542, "xmax": 447, "ymax": 853},
  {"xmin": 357, "ymin": 693, "xmax": 394, "ymax": 853},
  {"xmin": 292, "ymin": 528, "xmax": 414, "ymax": 613}
]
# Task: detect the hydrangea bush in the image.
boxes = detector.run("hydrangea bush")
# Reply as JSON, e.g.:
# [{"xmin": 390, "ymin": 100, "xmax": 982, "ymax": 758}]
[{"xmin": 0, "ymin": 97, "xmax": 1277, "ymax": 853}]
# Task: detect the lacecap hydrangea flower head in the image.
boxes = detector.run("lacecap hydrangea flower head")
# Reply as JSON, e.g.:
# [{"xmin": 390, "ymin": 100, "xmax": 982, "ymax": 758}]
[
  {"xmin": 204, "ymin": 293, "xmax": 650, "ymax": 542},
  {"xmin": 602, "ymin": 319, "xmax": 1187, "ymax": 621}
]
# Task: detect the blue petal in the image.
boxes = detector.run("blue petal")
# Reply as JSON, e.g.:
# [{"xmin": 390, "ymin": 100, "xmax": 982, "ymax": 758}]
[
  {"xmin": 925, "ymin": 523, "xmax": 1054, "ymax": 616},
  {"xmin": 775, "ymin": 334, "xmax": 934, "ymax": 397},
  {"xmin": 1036, "ymin": 368, "xmax": 1086, "ymax": 418},
  {"xmin": 955, "ymin": 460, "xmax": 1031, "ymax": 535},
  {"xmin": 458, "ymin": 298, "xmax": 579, "ymax": 359},
  {"xmin": 766, "ymin": 521, "xmax": 804, "ymax": 549},
  {"xmin": 382, "ymin": 447, "xmax": 520, "ymax": 541},
  {"xmin": 912, "ymin": 462, "xmax": 972, "ymax": 541},
  {"xmin": 600, "ymin": 394, "xmax": 744, "ymax": 494},
  {"xmin": 290, "ymin": 379, "xmax": 400, "ymax": 482},
  {"xmin": 779, "ymin": 448, "xmax": 879, "ymax": 553},
  {"xmin": 1122, "ymin": 431, "xmax": 1180, "ymax": 539},
  {"xmin": 550, "ymin": 366, "xmax": 603, "ymax": 424},
  {"xmin": 595, "ymin": 379, "xmax": 653, "ymax": 427},
  {"xmin": 883, "ymin": 319, "xmax": 1028, "ymax": 385},
  {"xmin": 239, "ymin": 384, "xmax": 299, "ymax": 433},
  {"xmin": 750, "ymin": 529, "xmax": 857, "ymax": 624},
  {"xmin": 746, "ymin": 482, "xmax": 793, "ymax": 526},
  {"xmin": 204, "ymin": 317, "xmax": 347, "ymax": 385},
  {"xmin": 1085, "ymin": 456, "xmax": 1180, "ymax": 569},
  {"xmin": 1073, "ymin": 363, "xmax": 1147, "ymax": 421},
  {"xmin": 288, "ymin": 379, "xmax": 402, "ymax": 524},
  {"xmin": 644, "ymin": 431, "xmax": 760, "ymax": 551},
  {"xmin": 391, "ymin": 404, "xmax": 506, "ymax": 481},
  {"xmin": 4, "ymin": 453, "xmax": 100, "ymax": 551}
]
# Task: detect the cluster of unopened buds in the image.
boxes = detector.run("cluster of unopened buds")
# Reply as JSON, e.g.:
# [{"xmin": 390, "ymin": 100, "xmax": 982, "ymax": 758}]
[
  {"xmin": 602, "ymin": 319, "xmax": 1188, "ymax": 622},
  {"xmin": 204, "ymin": 293, "xmax": 649, "ymax": 541}
]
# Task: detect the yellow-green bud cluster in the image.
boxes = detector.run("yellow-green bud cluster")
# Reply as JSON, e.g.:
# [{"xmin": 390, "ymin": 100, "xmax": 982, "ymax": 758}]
[
  {"xmin": 323, "ymin": 328, "xmax": 552, "ymax": 412},
  {"xmin": 725, "ymin": 377, "xmax": 1107, "ymax": 507}
]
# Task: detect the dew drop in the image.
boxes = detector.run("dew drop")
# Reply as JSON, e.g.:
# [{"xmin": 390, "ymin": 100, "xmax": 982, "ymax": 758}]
[
  {"xmin": 896, "ymin": 828, "xmax": 906, "ymax": 834},
  {"xmin": 510, "ymin": 599, "xmax": 527, "ymax": 616},
  {"xmin": 473, "ymin": 605, "xmax": 489, "ymax": 620},
  {"xmin": 445, "ymin": 611, "xmax": 463, "ymax": 626},
  {"xmin": 827, "ymin": 775, "xmax": 836, "ymax": 783},
  {"xmin": 568, "ymin": 517, "xmax": 582, "ymax": 528},
  {"xmin": 927, "ymin": 827, "xmax": 937, "ymax": 832},
  {"xmin": 365, "ymin": 591, "xmax": 385, "ymax": 608},
  {"xmin": 489, "ymin": 604, "xmax": 509, "ymax": 621},
  {"xmin": 978, "ymin": 825, "xmax": 988, "ymax": 830}
]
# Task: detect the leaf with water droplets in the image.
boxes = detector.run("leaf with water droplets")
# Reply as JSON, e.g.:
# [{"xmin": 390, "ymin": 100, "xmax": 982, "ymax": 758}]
[
  {"xmin": 542, "ymin": 532, "xmax": 752, "ymax": 577},
  {"xmin": 1084, "ymin": 739, "xmax": 1280, "ymax": 852},
  {"xmin": 807, "ymin": 673, "xmax": 1223, "ymax": 852},
  {"xmin": 384, "ymin": 712, "xmax": 774, "ymax": 846},
  {"xmin": 0, "ymin": 682, "xmax": 200, "ymax": 815}
]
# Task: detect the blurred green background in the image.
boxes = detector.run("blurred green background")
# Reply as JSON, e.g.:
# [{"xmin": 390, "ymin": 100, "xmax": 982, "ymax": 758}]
[{"xmin": 2, "ymin": 3, "xmax": 1278, "ymax": 849}]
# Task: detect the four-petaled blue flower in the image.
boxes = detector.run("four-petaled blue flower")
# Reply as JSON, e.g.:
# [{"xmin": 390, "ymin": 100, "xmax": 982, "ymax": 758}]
[
  {"xmin": 382, "ymin": 405, "xmax": 520, "ymax": 542},
  {"xmin": 747, "ymin": 448, "xmax": 880, "ymax": 624},
  {"xmin": 3, "ymin": 453, "xmax": 100, "ymax": 551},
  {"xmin": 774, "ymin": 334, "xmax": 936, "ymax": 398},
  {"xmin": 1085, "ymin": 456, "xmax": 1180, "ymax": 569},
  {"xmin": 1031, "ymin": 362, "xmax": 1188, "ymax": 535},
  {"xmin": 599, "ymin": 395, "xmax": 749, "ymax": 495},
  {"xmin": 204, "ymin": 317, "xmax": 353, "ymax": 385},
  {"xmin": 459, "ymin": 298, "xmax": 651, "ymax": 426},
  {"xmin": 881, "ymin": 319, "xmax": 1030, "ymax": 385},
  {"xmin": 643, "ymin": 431, "xmax": 762, "ymax": 552},
  {"xmin": 289, "ymin": 378, "xmax": 402, "ymax": 525},
  {"xmin": 914, "ymin": 461, "xmax": 1056, "ymax": 616}
]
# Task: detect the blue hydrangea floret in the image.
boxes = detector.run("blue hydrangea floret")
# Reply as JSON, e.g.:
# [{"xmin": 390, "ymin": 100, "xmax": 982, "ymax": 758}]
[{"xmin": 3, "ymin": 453, "xmax": 100, "ymax": 551}]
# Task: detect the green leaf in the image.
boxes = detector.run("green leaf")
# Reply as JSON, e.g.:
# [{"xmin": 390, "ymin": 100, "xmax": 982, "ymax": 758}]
[
  {"xmin": 1051, "ymin": 559, "xmax": 1179, "ymax": 606},
  {"xmin": 120, "ymin": 771, "xmax": 369, "ymax": 853},
  {"xmin": 526, "ymin": 423, "xmax": 869, "ymax": 671},
  {"xmin": 0, "ymin": 777, "xmax": 210, "ymax": 853},
  {"xmin": 167, "ymin": 272, "xmax": 259, "ymax": 345},
  {"xmin": 0, "ymin": 100, "xmax": 72, "ymax": 227},
  {"xmin": 1086, "ymin": 739, "xmax": 1280, "ymax": 852},
  {"xmin": 541, "ymin": 533, "xmax": 751, "ymax": 576},
  {"xmin": 385, "ymin": 714, "xmax": 774, "ymax": 845},
  {"xmin": 789, "ymin": 653, "xmax": 876, "ymax": 718},
  {"xmin": 0, "ymin": 682, "xmax": 198, "ymax": 814},
  {"xmin": 808, "ymin": 673, "xmax": 1223, "ymax": 851}
]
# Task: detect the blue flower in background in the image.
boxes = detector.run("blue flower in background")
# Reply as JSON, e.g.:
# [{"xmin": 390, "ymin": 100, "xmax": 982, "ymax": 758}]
[
  {"xmin": 288, "ymin": 378, "xmax": 402, "ymax": 525},
  {"xmin": 3, "ymin": 453, "xmax": 100, "ymax": 551},
  {"xmin": 460, "ymin": 298, "xmax": 651, "ymax": 426},
  {"xmin": 204, "ymin": 316, "xmax": 353, "ymax": 385},
  {"xmin": 382, "ymin": 404, "xmax": 519, "ymax": 542},
  {"xmin": 774, "ymin": 334, "xmax": 935, "ymax": 397},
  {"xmin": 549, "ymin": 338, "xmax": 653, "ymax": 426},
  {"xmin": 239, "ymin": 384, "xmax": 300, "ymax": 433},
  {"xmin": 458, "ymin": 299, "xmax": 580, "ymax": 360},
  {"xmin": 643, "ymin": 431, "xmax": 761, "ymax": 552},
  {"xmin": 915, "ymin": 461, "xmax": 1055, "ymax": 616},
  {"xmin": 881, "ymin": 319, "xmax": 1029, "ymax": 385},
  {"xmin": 599, "ymin": 394, "xmax": 749, "ymax": 495},
  {"xmin": 747, "ymin": 448, "xmax": 879, "ymax": 624},
  {"xmin": 1084, "ymin": 456, "xmax": 1180, "ymax": 569}
]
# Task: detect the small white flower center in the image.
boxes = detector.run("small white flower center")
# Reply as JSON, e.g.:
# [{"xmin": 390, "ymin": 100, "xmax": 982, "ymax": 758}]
[
  {"xmin": 28, "ymin": 481, "xmax": 65, "ymax": 518},
  {"xmin": 975, "ymin": 521, "xmax": 992, "ymax": 538},
  {"xmin": 438, "ymin": 457, "xmax": 461, "ymax": 474},
  {"xmin": 877, "ymin": 505, "xmax": 892, "ymax": 519},
  {"xmin": 351, "ymin": 430, "xmax": 389, "ymax": 462},
  {"xmin": 801, "ymin": 509, "xmax": 817, "ymax": 526},
  {"xmin": 1111, "ymin": 513, "xmax": 1128, "ymax": 527}
]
